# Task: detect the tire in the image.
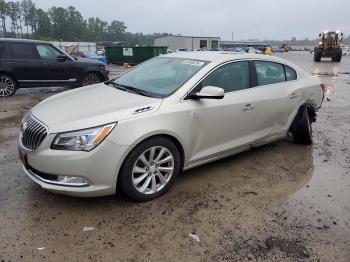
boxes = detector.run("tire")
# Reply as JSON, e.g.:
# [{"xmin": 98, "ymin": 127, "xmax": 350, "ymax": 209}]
[
  {"xmin": 119, "ymin": 137, "xmax": 181, "ymax": 202},
  {"xmin": 292, "ymin": 107, "xmax": 313, "ymax": 145},
  {"xmin": 81, "ymin": 72, "xmax": 101, "ymax": 86},
  {"xmin": 313, "ymin": 49, "xmax": 322, "ymax": 62},
  {"xmin": 334, "ymin": 49, "xmax": 342, "ymax": 62},
  {"xmin": 0, "ymin": 74, "xmax": 17, "ymax": 97}
]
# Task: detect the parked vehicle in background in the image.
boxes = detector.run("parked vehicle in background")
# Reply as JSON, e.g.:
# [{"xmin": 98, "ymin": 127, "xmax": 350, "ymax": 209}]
[
  {"xmin": 341, "ymin": 47, "xmax": 349, "ymax": 56},
  {"xmin": 227, "ymin": 47, "xmax": 245, "ymax": 53},
  {"xmin": 18, "ymin": 52, "xmax": 324, "ymax": 201},
  {"xmin": 0, "ymin": 39, "xmax": 109, "ymax": 97},
  {"xmin": 245, "ymin": 47, "xmax": 263, "ymax": 54},
  {"xmin": 71, "ymin": 51, "xmax": 107, "ymax": 64},
  {"xmin": 314, "ymin": 31, "xmax": 343, "ymax": 62}
]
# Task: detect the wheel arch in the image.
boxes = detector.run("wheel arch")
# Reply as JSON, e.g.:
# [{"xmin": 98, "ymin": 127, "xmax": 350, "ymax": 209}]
[
  {"xmin": 290, "ymin": 103, "xmax": 316, "ymax": 132},
  {"xmin": 115, "ymin": 133, "xmax": 186, "ymax": 191}
]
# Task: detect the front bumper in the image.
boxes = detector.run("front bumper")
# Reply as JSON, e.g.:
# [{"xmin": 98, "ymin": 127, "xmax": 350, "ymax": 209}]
[{"xmin": 20, "ymin": 135, "xmax": 129, "ymax": 197}]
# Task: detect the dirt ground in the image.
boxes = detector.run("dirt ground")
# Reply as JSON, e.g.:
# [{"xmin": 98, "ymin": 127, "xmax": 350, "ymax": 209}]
[{"xmin": 0, "ymin": 52, "xmax": 349, "ymax": 262}]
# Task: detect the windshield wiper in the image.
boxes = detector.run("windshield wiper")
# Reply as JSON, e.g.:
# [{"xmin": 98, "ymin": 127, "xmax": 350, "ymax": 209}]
[{"xmin": 107, "ymin": 81, "xmax": 155, "ymax": 97}]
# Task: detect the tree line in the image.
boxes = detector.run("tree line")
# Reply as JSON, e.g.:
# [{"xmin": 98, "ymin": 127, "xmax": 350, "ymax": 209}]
[
  {"xmin": 0, "ymin": 0, "xmax": 348, "ymax": 46},
  {"xmin": 0, "ymin": 0, "xmax": 171, "ymax": 45}
]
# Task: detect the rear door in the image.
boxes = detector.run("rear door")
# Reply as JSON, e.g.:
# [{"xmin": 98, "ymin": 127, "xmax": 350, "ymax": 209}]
[
  {"xmin": 249, "ymin": 61, "xmax": 299, "ymax": 143},
  {"xmin": 5, "ymin": 42, "xmax": 43, "ymax": 84}
]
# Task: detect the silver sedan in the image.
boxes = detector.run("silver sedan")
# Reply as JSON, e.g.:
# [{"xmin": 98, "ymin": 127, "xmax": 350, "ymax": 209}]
[{"xmin": 18, "ymin": 52, "xmax": 324, "ymax": 201}]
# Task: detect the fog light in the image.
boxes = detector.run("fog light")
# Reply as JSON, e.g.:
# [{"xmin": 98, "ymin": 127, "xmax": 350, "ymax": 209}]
[{"xmin": 57, "ymin": 176, "xmax": 89, "ymax": 187}]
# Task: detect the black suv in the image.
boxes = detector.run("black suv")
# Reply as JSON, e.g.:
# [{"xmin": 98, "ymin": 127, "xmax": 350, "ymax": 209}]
[{"xmin": 0, "ymin": 38, "xmax": 109, "ymax": 97}]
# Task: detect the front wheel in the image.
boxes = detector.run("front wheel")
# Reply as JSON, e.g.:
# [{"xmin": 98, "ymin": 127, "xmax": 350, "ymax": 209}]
[
  {"xmin": 119, "ymin": 137, "xmax": 181, "ymax": 201},
  {"xmin": 81, "ymin": 73, "xmax": 101, "ymax": 86},
  {"xmin": 292, "ymin": 107, "xmax": 313, "ymax": 145},
  {"xmin": 314, "ymin": 49, "xmax": 322, "ymax": 62},
  {"xmin": 0, "ymin": 75, "xmax": 17, "ymax": 97}
]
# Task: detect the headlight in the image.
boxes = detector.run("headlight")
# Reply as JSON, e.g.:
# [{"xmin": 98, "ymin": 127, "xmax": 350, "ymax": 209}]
[{"xmin": 51, "ymin": 123, "xmax": 116, "ymax": 151}]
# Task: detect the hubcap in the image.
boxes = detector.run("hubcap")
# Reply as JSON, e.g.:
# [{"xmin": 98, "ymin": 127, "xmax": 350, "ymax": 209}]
[
  {"xmin": 82, "ymin": 74, "xmax": 99, "ymax": 86},
  {"xmin": 0, "ymin": 76, "xmax": 15, "ymax": 97},
  {"xmin": 132, "ymin": 146, "xmax": 174, "ymax": 195}
]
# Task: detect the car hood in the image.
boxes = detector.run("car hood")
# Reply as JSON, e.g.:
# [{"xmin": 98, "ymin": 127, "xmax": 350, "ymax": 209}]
[
  {"xmin": 31, "ymin": 83, "xmax": 162, "ymax": 133},
  {"xmin": 75, "ymin": 57, "xmax": 105, "ymax": 65}
]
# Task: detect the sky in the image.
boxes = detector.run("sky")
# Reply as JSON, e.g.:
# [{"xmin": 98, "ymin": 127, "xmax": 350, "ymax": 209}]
[{"xmin": 31, "ymin": 0, "xmax": 350, "ymax": 40}]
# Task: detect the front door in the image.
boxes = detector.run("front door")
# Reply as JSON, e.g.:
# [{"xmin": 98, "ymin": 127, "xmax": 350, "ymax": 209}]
[
  {"xmin": 188, "ymin": 61, "xmax": 258, "ymax": 163},
  {"xmin": 34, "ymin": 44, "xmax": 77, "ymax": 85}
]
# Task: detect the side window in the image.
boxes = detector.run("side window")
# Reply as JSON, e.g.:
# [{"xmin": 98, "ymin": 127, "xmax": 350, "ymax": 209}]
[
  {"xmin": 10, "ymin": 43, "xmax": 39, "ymax": 60},
  {"xmin": 284, "ymin": 65, "xmax": 297, "ymax": 81},
  {"xmin": 202, "ymin": 61, "xmax": 250, "ymax": 93},
  {"xmin": 255, "ymin": 61, "xmax": 286, "ymax": 86},
  {"xmin": 36, "ymin": 44, "xmax": 61, "ymax": 60}
]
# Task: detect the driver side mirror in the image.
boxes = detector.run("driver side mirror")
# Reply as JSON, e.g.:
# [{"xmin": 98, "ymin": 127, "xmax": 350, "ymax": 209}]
[
  {"xmin": 189, "ymin": 86, "xmax": 224, "ymax": 100},
  {"xmin": 318, "ymin": 34, "xmax": 322, "ymax": 37},
  {"xmin": 57, "ymin": 54, "xmax": 69, "ymax": 62}
]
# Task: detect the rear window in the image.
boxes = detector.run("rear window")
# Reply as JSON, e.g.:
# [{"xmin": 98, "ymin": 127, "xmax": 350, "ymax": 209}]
[
  {"xmin": 10, "ymin": 43, "xmax": 39, "ymax": 60},
  {"xmin": 285, "ymin": 65, "xmax": 297, "ymax": 81},
  {"xmin": 255, "ymin": 61, "xmax": 286, "ymax": 86},
  {"xmin": 0, "ymin": 43, "xmax": 13, "ymax": 59}
]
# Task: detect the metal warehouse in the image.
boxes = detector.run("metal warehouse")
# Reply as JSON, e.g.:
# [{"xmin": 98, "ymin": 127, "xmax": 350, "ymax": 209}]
[{"xmin": 154, "ymin": 35, "xmax": 221, "ymax": 50}]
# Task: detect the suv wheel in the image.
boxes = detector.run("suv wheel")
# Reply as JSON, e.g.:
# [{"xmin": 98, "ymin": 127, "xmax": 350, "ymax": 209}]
[
  {"xmin": 119, "ymin": 137, "xmax": 181, "ymax": 202},
  {"xmin": 81, "ymin": 73, "xmax": 100, "ymax": 86},
  {"xmin": 0, "ymin": 75, "xmax": 17, "ymax": 97}
]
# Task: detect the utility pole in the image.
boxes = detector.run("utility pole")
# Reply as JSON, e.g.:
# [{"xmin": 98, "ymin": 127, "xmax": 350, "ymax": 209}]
[{"xmin": 232, "ymin": 32, "xmax": 233, "ymax": 41}]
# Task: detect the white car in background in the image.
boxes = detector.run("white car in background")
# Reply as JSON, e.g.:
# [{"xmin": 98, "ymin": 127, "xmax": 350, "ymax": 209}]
[
  {"xmin": 18, "ymin": 52, "xmax": 324, "ymax": 201},
  {"xmin": 246, "ymin": 47, "xmax": 263, "ymax": 54}
]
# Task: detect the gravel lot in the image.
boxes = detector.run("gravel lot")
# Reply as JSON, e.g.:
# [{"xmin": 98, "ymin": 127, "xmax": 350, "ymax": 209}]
[{"xmin": 0, "ymin": 52, "xmax": 349, "ymax": 262}]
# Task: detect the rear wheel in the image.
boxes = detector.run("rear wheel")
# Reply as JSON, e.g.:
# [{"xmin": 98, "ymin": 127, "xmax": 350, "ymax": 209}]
[
  {"xmin": 81, "ymin": 73, "xmax": 100, "ymax": 86},
  {"xmin": 119, "ymin": 137, "xmax": 181, "ymax": 201},
  {"xmin": 292, "ymin": 107, "xmax": 313, "ymax": 145},
  {"xmin": 0, "ymin": 74, "xmax": 17, "ymax": 97}
]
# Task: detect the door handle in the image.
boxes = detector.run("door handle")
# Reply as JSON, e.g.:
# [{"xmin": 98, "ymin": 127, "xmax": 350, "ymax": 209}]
[
  {"xmin": 289, "ymin": 92, "xmax": 298, "ymax": 99},
  {"xmin": 242, "ymin": 104, "xmax": 255, "ymax": 111}
]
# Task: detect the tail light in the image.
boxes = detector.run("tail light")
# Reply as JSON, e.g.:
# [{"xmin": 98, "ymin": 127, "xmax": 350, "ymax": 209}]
[{"xmin": 320, "ymin": 84, "xmax": 326, "ymax": 93}]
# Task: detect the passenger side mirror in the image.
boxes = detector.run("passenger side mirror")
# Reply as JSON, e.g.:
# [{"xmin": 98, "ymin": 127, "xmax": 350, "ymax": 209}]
[
  {"xmin": 318, "ymin": 33, "xmax": 322, "ymax": 37},
  {"xmin": 57, "ymin": 54, "xmax": 69, "ymax": 62},
  {"xmin": 189, "ymin": 86, "xmax": 224, "ymax": 100}
]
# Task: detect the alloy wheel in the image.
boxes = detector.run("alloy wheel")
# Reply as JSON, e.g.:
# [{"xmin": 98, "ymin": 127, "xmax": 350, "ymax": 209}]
[
  {"xmin": 0, "ymin": 76, "xmax": 15, "ymax": 97},
  {"xmin": 132, "ymin": 146, "xmax": 174, "ymax": 195},
  {"xmin": 82, "ymin": 73, "xmax": 100, "ymax": 86}
]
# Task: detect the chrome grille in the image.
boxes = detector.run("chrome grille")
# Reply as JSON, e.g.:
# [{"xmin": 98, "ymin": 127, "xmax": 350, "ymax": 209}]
[{"xmin": 21, "ymin": 114, "xmax": 48, "ymax": 151}]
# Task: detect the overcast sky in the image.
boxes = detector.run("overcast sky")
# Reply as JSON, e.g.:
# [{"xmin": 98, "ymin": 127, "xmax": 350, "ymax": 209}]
[{"xmin": 31, "ymin": 0, "xmax": 349, "ymax": 40}]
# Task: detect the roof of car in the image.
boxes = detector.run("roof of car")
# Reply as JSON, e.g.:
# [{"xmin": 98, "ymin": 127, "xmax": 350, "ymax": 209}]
[
  {"xmin": 164, "ymin": 51, "xmax": 279, "ymax": 62},
  {"xmin": 164, "ymin": 51, "xmax": 295, "ymax": 67},
  {"xmin": 0, "ymin": 38, "xmax": 50, "ymax": 44}
]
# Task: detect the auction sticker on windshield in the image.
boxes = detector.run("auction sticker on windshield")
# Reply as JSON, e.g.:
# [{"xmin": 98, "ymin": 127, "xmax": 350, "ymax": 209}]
[{"xmin": 183, "ymin": 60, "xmax": 205, "ymax": 66}]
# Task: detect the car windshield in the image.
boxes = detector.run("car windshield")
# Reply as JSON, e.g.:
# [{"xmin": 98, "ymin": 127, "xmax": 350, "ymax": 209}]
[{"xmin": 113, "ymin": 57, "xmax": 208, "ymax": 97}]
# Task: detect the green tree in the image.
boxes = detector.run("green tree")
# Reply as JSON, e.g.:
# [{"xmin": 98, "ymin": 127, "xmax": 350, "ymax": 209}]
[
  {"xmin": 86, "ymin": 17, "xmax": 108, "ymax": 41},
  {"xmin": 7, "ymin": 1, "xmax": 21, "ymax": 35},
  {"xmin": 107, "ymin": 20, "xmax": 126, "ymax": 40},
  {"xmin": 35, "ymin": 8, "xmax": 51, "ymax": 37},
  {"xmin": 66, "ymin": 6, "xmax": 86, "ymax": 40},
  {"xmin": 49, "ymin": 6, "xmax": 68, "ymax": 40},
  {"xmin": 20, "ymin": 0, "xmax": 35, "ymax": 34},
  {"xmin": 0, "ymin": 0, "xmax": 7, "ymax": 35}
]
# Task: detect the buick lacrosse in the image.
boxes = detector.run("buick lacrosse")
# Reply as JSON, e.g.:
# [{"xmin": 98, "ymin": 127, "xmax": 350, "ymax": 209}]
[{"xmin": 18, "ymin": 52, "xmax": 323, "ymax": 201}]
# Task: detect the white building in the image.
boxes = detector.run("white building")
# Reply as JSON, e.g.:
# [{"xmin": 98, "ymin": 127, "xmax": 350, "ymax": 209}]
[{"xmin": 154, "ymin": 35, "xmax": 221, "ymax": 50}]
